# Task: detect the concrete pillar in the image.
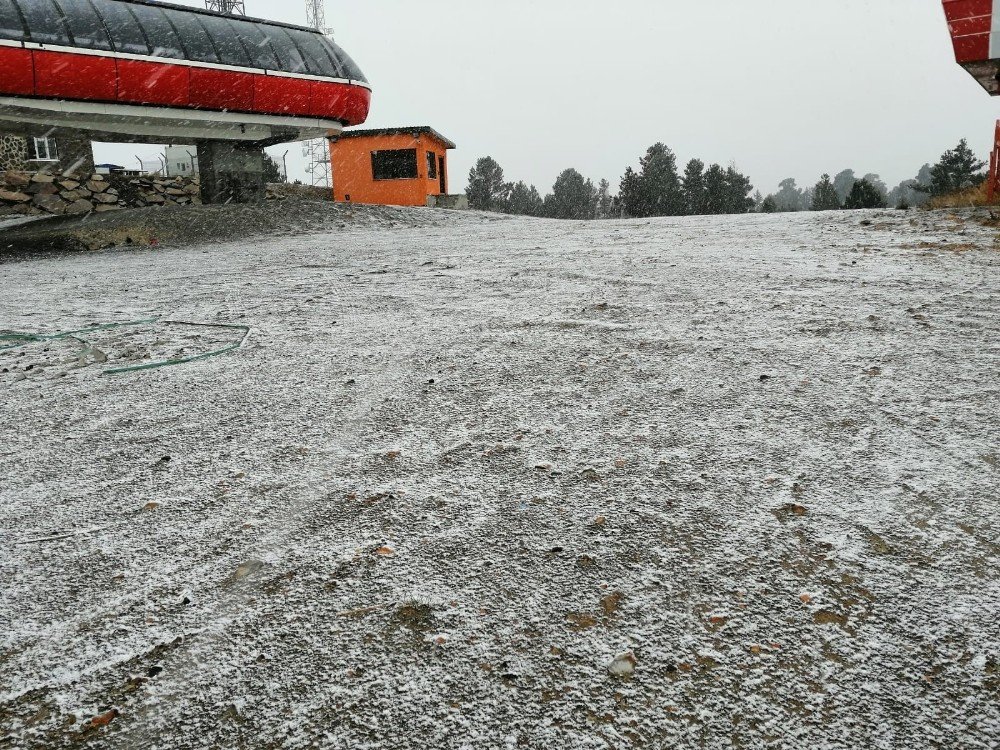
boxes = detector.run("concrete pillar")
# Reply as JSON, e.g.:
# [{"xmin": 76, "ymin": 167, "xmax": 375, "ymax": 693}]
[{"xmin": 196, "ymin": 141, "xmax": 265, "ymax": 204}]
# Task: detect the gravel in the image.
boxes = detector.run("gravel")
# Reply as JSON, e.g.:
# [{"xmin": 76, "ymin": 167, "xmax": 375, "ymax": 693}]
[{"xmin": 1, "ymin": 207, "xmax": 998, "ymax": 749}]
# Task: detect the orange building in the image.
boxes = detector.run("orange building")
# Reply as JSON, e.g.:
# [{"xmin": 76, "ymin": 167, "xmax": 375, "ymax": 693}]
[{"xmin": 329, "ymin": 126, "xmax": 457, "ymax": 206}]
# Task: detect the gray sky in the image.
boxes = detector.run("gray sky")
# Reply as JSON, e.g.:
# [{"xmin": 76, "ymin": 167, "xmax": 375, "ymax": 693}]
[{"xmin": 95, "ymin": 0, "xmax": 1000, "ymax": 195}]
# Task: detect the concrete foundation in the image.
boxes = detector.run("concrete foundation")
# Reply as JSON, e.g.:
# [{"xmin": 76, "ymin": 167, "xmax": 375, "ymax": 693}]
[{"xmin": 196, "ymin": 141, "xmax": 265, "ymax": 204}]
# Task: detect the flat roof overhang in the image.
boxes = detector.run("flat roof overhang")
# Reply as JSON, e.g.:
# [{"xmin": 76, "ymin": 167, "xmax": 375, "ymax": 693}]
[{"xmin": 0, "ymin": 97, "xmax": 344, "ymax": 146}]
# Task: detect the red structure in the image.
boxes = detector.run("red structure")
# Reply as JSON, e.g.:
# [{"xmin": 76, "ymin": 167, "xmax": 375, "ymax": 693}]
[
  {"xmin": 0, "ymin": 0, "xmax": 370, "ymax": 144},
  {"xmin": 943, "ymin": 0, "xmax": 1000, "ymax": 198}
]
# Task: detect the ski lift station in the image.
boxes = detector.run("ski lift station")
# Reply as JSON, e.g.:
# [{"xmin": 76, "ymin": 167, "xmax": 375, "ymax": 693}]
[{"xmin": 0, "ymin": 0, "xmax": 371, "ymax": 202}]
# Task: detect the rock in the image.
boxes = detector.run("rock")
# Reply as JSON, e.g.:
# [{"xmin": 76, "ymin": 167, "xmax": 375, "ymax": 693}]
[
  {"xmin": 31, "ymin": 193, "xmax": 66, "ymax": 213},
  {"xmin": 86, "ymin": 180, "xmax": 106, "ymax": 193},
  {"xmin": 60, "ymin": 189, "xmax": 82, "ymax": 201},
  {"xmin": 27, "ymin": 182, "xmax": 58, "ymax": 196},
  {"xmin": 165, "ymin": 188, "xmax": 186, "ymax": 196},
  {"xmin": 94, "ymin": 204, "xmax": 122, "ymax": 212},
  {"xmin": 608, "ymin": 651, "xmax": 637, "ymax": 678},
  {"xmin": 184, "ymin": 183, "xmax": 200, "ymax": 194},
  {"xmin": 0, "ymin": 189, "xmax": 30, "ymax": 202},
  {"xmin": 30, "ymin": 172, "xmax": 56, "ymax": 184},
  {"xmin": 85, "ymin": 708, "xmax": 118, "ymax": 729},
  {"xmin": 58, "ymin": 179, "xmax": 80, "ymax": 191},
  {"xmin": 65, "ymin": 199, "xmax": 93, "ymax": 215},
  {"xmin": 88, "ymin": 173, "xmax": 105, "ymax": 181},
  {"xmin": 3, "ymin": 171, "xmax": 30, "ymax": 187},
  {"xmin": 93, "ymin": 192, "xmax": 118, "ymax": 204},
  {"xmin": 225, "ymin": 559, "xmax": 264, "ymax": 587}
]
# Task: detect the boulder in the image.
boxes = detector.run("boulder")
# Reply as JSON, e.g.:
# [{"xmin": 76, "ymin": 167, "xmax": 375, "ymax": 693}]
[
  {"xmin": 3, "ymin": 171, "xmax": 31, "ymax": 187},
  {"xmin": 27, "ymin": 182, "xmax": 58, "ymax": 196},
  {"xmin": 31, "ymin": 193, "xmax": 66, "ymax": 213},
  {"xmin": 65, "ymin": 199, "xmax": 94, "ymax": 214}
]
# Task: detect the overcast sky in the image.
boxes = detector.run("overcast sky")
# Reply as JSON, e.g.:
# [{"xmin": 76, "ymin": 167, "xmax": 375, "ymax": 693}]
[{"xmin": 95, "ymin": 0, "xmax": 1000, "ymax": 195}]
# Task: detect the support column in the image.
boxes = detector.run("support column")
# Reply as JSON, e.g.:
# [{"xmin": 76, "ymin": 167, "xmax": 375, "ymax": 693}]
[{"xmin": 196, "ymin": 141, "xmax": 265, "ymax": 204}]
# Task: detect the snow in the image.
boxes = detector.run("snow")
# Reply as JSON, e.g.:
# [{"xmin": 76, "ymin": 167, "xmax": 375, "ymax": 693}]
[{"xmin": 0, "ymin": 207, "xmax": 998, "ymax": 748}]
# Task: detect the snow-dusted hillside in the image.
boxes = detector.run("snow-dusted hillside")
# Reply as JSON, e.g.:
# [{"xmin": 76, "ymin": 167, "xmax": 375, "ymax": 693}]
[{"xmin": 1, "ymin": 208, "xmax": 998, "ymax": 748}]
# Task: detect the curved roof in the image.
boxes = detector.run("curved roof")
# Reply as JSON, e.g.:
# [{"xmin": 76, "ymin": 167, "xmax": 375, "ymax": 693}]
[{"xmin": 0, "ymin": 0, "xmax": 367, "ymax": 83}]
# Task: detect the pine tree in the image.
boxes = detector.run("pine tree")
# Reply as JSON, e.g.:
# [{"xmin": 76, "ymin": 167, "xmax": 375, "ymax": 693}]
[
  {"xmin": 507, "ymin": 181, "xmax": 544, "ymax": 216},
  {"xmin": 811, "ymin": 174, "xmax": 841, "ymax": 210},
  {"xmin": 595, "ymin": 179, "xmax": 613, "ymax": 219},
  {"xmin": 774, "ymin": 178, "xmax": 806, "ymax": 211},
  {"xmin": 922, "ymin": 139, "xmax": 986, "ymax": 196},
  {"xmin": 682, "ymin": 159, "xmax": 706, "ymax": 215},
  {"xmin": 844, "ymin": 178, "xmax": 888, "ymax": 209},
  {"xmin": 630, "ymin": 143, "xmax": 684, "ymax": 217},
  {"xmin": 760, "ymin": 195, "xmax": 778, "ymax": 213},
  {"xmin": 545, "ymin": 168, "xmax": 595, "ymax": 220},
  {"xmin": 466, "ymin": 156, "xmax": 511, "ymax": 211},
  {"xmin": 833, "ymin": 170, "xmax": 856, "ymax": 205},
  {"xmin": 722, "ymin": 165, "xmax": 755, "ymax": 213},
  {"xmin": 703, "ymin": 163, "xmax": 727, "ymax": 214},
  {"xmin": 263, "ymin": 154, "xmax": 285, "ymax": 183},
  {"xmin": 618, "ymin": 167, "xmax": 640, "ymax": 218}
]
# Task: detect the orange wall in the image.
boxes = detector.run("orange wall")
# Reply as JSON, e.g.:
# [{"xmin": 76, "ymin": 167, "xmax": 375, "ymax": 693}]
[{"xmin": 330, "ymin": 133, "xmax": 450, "ymax": 206}]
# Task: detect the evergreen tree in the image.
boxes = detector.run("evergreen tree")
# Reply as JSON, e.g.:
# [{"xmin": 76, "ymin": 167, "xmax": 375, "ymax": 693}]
[
  {"xmin": 751, "ymin": 190, "xmax": 763, "ymax": 211},
  {"xmin": 682, "ymin": 158, "xmax": 707, "ymax": 215},
  {"xmin": 466, "ymin": 156, "xmax": 511, "ymax": 211},
  {"xmin": 595, "ymin": 179, "xmax": 613, "ymax": 219},
  {"xmin": 641, "ymin": 143, "xmax": 684, "ymax": 216},
  {"xmin": 811, "ymin": 174, "xmax": 841, "ymax": 210},
  {"xmin": 844, "ymin": 178, "xmax": 888, "ymax": 209},
  {"xmin": 545, "ymin": 168, "xmax": 596, "ymax": 220},
  {"xmin": 263, "ymin": 154, "xmax": 285, "ymax": 183},
  {"xmin": 774, "ymin": 178, "xmax": 806, "ymax": 212},
  {"xmin": 861, "ymin": 173, "xmax": 888, "ymax": 202},
  {"xmin": 703, "ymin": 163, "xmax": 727, "ymax": 214},
  {"xmin": 507, "ymin": 181, "xmax": 544, "ymax": 216},
  {"xmin": 618, "ymin": 167, "xmax": 641, "ymax": 218},
  {"xmin": 833, "ymin": 169, "xmax": 856, "ymax": 205},
  {"xmin": 623, "ymin": 143, "xmax": 684, "ymax": 217},
  {"xmin": 921, "ymin": 139, "xmax": 986, "ymax": 196},
  {"xmin": 760, "ymin": 195, "xmax": 778, "ymax": 213},
  {"xmin": 722, "ymin": 165, "xmax": 755, "ymax": 213}
]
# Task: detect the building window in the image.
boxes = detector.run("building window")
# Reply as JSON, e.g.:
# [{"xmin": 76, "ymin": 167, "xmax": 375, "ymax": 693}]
[
  {"xmin": 31, "ymin": 137, "xmax": 58, "ymax": 162},
  {"xmin": 427, "ymin": 151, "xmax": 437, "ymax": 179},
  {"xmin": 371, "ymin": 149, "xmax": 417, "ymax": 180}
]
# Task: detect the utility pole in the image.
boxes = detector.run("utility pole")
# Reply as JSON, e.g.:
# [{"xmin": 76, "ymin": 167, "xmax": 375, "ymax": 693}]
[{"xmin": 205, "ymin": 1, "xmax": 245, "ymax": 14}]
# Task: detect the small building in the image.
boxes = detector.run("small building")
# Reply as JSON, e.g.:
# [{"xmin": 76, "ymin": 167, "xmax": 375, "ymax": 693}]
[
  {"xmin": 330, "ymin": 126, "xmax": 460, "ymax": 207},
  {"xmin": 0, "ymin": 133, "xmax": 95, "ymax": 174},
  {"xmin": 164, "ymin": 146, "xmax": 199, "ymax": 178}
]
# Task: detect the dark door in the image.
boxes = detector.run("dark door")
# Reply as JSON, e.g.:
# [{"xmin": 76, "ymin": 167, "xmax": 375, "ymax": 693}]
[{"xmin": 438, "ymin": 156, "xmax": 446, "ymax": 194}]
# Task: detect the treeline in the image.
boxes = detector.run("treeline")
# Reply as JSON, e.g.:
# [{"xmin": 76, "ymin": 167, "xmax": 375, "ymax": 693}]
[
  {"xmin": 758, "ymin": 139, "xmax": 986, "ymax": 212},
  {"xmin": 466, "ymin": 139, "xmax": 986, "ymax": 219},
  {"xmin": 465, "ymin": 143, "xmax": 755, "ymax": 219}
]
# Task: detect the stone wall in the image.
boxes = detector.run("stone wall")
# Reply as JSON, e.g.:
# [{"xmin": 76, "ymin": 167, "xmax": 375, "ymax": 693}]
[
  {"xmin": 0, "ymin": 169, "xmax": 202, "ymax": 216},
  {"xmin": 0, "ymin": 135, "xmax": 27, "ymax": 172}
]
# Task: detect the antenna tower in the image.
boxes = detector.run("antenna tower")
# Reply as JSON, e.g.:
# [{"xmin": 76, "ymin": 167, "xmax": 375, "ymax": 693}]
[
  {"xmin": 205, "ymin": 0, "xmax": 245, "ymax": 15},
  {"xmin": 303, "ymin": 0, "xmax": 333, "ymax": 188}
]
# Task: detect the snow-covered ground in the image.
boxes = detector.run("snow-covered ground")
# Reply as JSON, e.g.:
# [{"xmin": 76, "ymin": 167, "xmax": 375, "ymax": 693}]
[{"xmin": 1, "ymin": 208, "xmax": 998, "ymax": 749}]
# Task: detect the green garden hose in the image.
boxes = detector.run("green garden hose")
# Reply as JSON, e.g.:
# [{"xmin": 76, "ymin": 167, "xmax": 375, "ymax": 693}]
[{"xmin": 0, "ymin": 317, "xmax": 250, "ymax": 375}]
